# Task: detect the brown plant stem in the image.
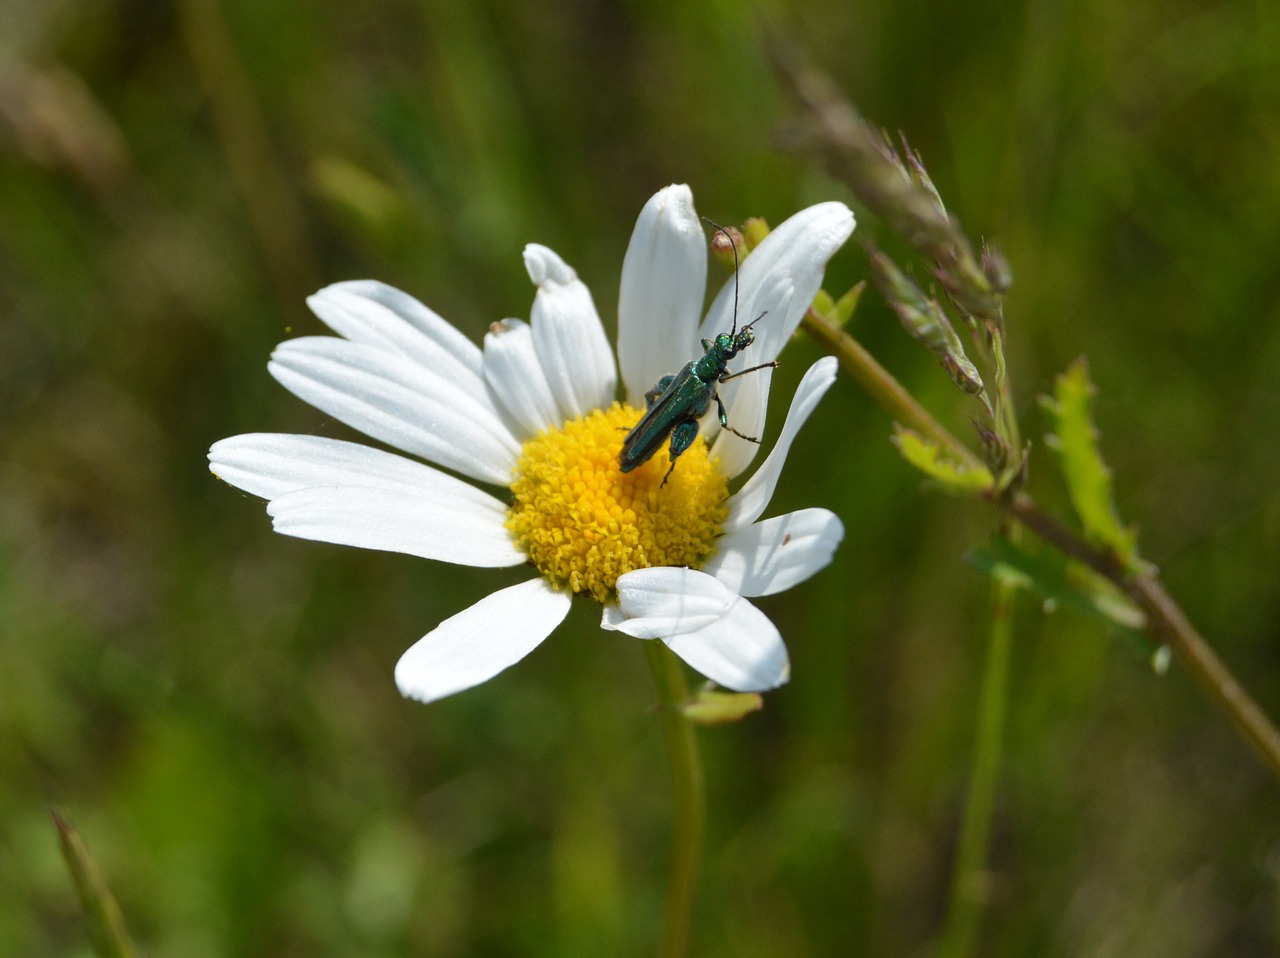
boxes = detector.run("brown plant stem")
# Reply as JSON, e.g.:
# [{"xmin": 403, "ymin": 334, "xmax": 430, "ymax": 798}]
[
  {"xmin": 802, "ymin": 308, "xmax": 1280, "ymax": 785},
  {"xmin": 1005, "ymin": 493, "xmax": 1280, "ymax": 783},
  {"xmin": 801, "ymin": 310, "xmax": 984, "ymax": 473}
]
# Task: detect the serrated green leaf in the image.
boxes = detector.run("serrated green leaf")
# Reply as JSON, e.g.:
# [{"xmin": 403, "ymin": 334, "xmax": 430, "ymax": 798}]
[
  {"xmin": 681, "ymin": 688, "xmax": 763, "ymax": 725},
  {"xmin": 970, "ymin": 537, "xmax": 1146, "ymax": 633},
  {"xmin": 892, "ymin": 426, "xmax": 994, "ymax": 494},
  {"xmin": 52, "ymin": 808, "xmax": 141, "ymax": 958},
  {"xmin": 1039, "ymin": 359, "xmax": 1140, "ymax": 567}
]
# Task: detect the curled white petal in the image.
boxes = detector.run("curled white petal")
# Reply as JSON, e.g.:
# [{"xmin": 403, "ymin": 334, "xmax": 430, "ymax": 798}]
[
  {"xmin": 661, "ymin": 608, "xmax": 790, "ymax": 693},
  {"xmin": 306, "ymin": 282, "xmax": 486, "ymax": 399},
  {"xmin": 606, "ymin": 568, "xmax": 789, "ymax": 691},
  {"xmin": 209, "ymin": 433, "xmax": 503, "ymax": 513},
  {"xmin": 483, "ymin": 318, "xmax": 561, "ymax": 437},
  {"xmin": 703, "ymin": 508, "xmax": 844, "ymax": 597},
  {"xmin": 395, "ymin": 578, "xmax": 572, "ymax": 703},
  {"xmin": 617, "ymin": 184, "xmax": 706, "ymax": 406},
  {"xmin": 709, "ymin": 276, "xmax": 794, "ymax": 479},
  {"xmin": 524, "ymin": 244, "xmax": 617, "ymax": 419},
  {"xmin": 603, "ymin": 566, "xmax": 734, "ymax": 638},
  {"xmin": 725, "ymin": 356, "xmax": 839, "ymax": 532},
  {"xmin": 269, "ymin": 337, "xmax": 519, "ymax": 486},
  {"xmin": 266, "ymin": 485, "xmax": 524, "ymax": 567},
  {"xmin": 699, "ymin": 201, "xmax": 855, "ymax": 360},
  {"xmin": 599, "ymin": 602, "xmax": 628, "ymax": 632}
]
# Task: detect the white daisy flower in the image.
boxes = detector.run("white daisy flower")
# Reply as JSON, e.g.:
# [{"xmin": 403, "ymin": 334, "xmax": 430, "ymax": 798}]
[{"xmin": 209, "ymin": 185, "xmax": 855, "ymax": 704}]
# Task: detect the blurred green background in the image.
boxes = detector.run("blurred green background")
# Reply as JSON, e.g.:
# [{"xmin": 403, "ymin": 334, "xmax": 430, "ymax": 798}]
[{"xmin": 3, "ymin": 0, "xmax": 1279, "ymax": 954}]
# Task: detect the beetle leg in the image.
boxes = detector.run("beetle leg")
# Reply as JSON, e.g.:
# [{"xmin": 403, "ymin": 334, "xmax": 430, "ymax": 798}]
[
  {"xmin": 662, "ymin": 420, "xmax": 700, "ymax": 486},
  {"xmin": 719, "ymin": 360, "xmax": 779, "ymax": 383},
  {"xmin": 715, "ymin": 392, "xmax": 762, "ymax": 444},
  {"xmin": 644, "ymin": 375, "xmax": 677, "ymax": 409}
]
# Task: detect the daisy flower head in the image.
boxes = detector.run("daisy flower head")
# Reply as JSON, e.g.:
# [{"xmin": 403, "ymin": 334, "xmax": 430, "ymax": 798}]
[{"xmin": 209, "ymin": 185, "xmax": 854, "ymax": 704}]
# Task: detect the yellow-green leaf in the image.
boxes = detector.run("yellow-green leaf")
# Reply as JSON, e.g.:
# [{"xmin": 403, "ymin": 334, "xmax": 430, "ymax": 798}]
[
  {"xmin": 892, "ymin": 426, "xmax": 994, "ymax": 494},
  {"xmin": 970, "ymin": 538, "xmax": 1146, "ymax": 633},
  {"xmin": 1039, "ymin": 358, "xmax": 1140, "ymax": 567},
  {"xmin": 808, "ymin": 281, "xmax": 864, "ymax": 330},
  {"xmin": 830, "ymin": 281, "xmax": 865, "ymax": 327},
  {"xmin": 681, "ymin": 688, "xmax": 763, "ymax": 725}
]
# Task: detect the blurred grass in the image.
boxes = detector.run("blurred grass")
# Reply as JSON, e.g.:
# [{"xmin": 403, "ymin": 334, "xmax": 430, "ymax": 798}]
[{"xmin": 2, "ymin": 0, "xmax": 1279, "ymax": 955}]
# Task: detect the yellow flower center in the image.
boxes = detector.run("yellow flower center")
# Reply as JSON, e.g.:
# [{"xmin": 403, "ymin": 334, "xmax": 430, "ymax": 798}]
[{"xmin": 505, "ymin": 403, "xmax": 730, "ymax": 603}]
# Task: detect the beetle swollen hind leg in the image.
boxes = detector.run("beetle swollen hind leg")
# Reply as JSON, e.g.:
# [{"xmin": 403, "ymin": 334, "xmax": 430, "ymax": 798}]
[{"xmin": 661, "ymin": 420, "xmax": 700, "ymax": 486}]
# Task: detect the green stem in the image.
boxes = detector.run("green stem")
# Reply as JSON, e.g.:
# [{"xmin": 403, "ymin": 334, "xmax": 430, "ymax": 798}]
[
  {"xmin": 52, "ymin": 807, "xmax": 141, "ymax": 958},
  {"xmin": 1006, "ymin": 494, "xmax": 1280, "ymax": 785},
  {"xmin": 802, "ymin": 314, "xmax": 1280, "ymax": 787},
  {"xmin": 802, "ymin": 310, "xmax": 985, "ymax": 473},
  {"xmin": 644, "ymin": 641, "xmax": 706, "ymax": 958},
  {"xmin": 934, "ymin": 569, "xmax": 1017, "ymax": 958}
]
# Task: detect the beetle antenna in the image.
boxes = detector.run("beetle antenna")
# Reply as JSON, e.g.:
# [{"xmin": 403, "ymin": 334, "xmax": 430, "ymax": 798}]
[{"xmin": 702, "ymin": 217, "xmax": 740, "ymax": 334}]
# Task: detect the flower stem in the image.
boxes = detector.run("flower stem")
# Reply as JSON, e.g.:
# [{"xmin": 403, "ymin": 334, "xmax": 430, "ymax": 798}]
[
  {"xmin": 1006, "ymin": 493, "xmax": 1280, "ymax": 783},
  {"xmin": 934, "ymin": 569, "xmax": 1016, "ymax": 958},
  {"xmin": 644, "ymin": 640, "xmax": 706, "ymax": 958},
  {"xmin": 802, "ymin": 310, "xmax": 984, "ymax": 472},
  {"xmin": 802, "ymin": 313, "xmax": 1280, "ymax": 786}
]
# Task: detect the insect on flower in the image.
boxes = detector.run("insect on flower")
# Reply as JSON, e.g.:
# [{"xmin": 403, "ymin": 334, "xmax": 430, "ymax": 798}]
[
  {"xmin": 619, "ymin": 223, "xmax": 779, "ymax": 484},
  {"xmin": 208, "ymin": 185, "xmax": 855, "ymax": 702}
]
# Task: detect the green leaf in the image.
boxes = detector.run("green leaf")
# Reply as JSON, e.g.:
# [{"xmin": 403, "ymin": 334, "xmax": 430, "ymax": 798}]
[
  {"xmin": 1039, "ymin": 358, "xmax": 1141, "ymax": 568},
  {"xmin": 892, "ymin": 426, "xmax": 994, "ymax": 494},
  {"xmin": 681, "ymin": 688, "xmax": 763, "ymax": 725},
  {"xmin": 810, "ymin": 287, "xmax": 836, "ymax": 317},
  {"xmin": 808, "ymin": 281, "xmax": 864, "ymax": 330},
  {"xmin": 51, "ymin": 808, "xmax": 141, "ymax": 958},
  {"xmin": 970, "ymin": 537, "xmax": 1146, "ymax": 633},
  {"xmin": 831, "ymin": 280, "xmax": 865, "ymax": 327}
]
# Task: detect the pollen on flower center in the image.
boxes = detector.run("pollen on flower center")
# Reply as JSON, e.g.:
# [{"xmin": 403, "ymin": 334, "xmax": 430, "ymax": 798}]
[{"xmin": 505, "ymin": 403, "xmax": 730, "ymax": 603}]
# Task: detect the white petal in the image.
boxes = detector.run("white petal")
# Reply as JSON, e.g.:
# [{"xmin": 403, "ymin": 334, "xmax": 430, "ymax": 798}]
[
  {"xmin": 524, "ymin": 244, "xmax": 617, "ymax": 419},
  {"xmin": 724, "ymin": 357, "xmax": 839, "ymax": 532},
  {"xmin": 708, "ymin": 276, "xmax": 794, "ymax": 478},
  {"xmin": 310, "ymin": 280, "xmax": 483, "ymax": 377},
  {"xmin": 662, "ymin": 609, "xmax": 789, "ymax": 692},
  {"xmin": 267, "ymin": 484, "xmax": 524, "ymax": 566},
  {"xmin": 617, "ymin": 184, "xmax": 706, "ymax": 406},
  {"xmin": 269, "ymin": 337, "xmax": 520, "ymax": 485},
  {"xmin": 395, "ymin": 578, "xmax": 572, "ymax": 703},
  {"xmin": 599, "ymin": 602, "xmax": 628, "ymax": 632},
  {"xmin": 608, "ymin": 568, "xmax": 790, "ymax": 692},
  {"xmin": 209, "ymin": 433, "xmax": 504, "ymax": 513},
  {"xmin": 482, "ymin": 318, "xmax": 562, "ymax": 437},
  {"xmin": 703, "ymin": 508, "xmax": 844, "ymax": 597},
  {"xmin": 699, "ymin": 201, "xmax": 855, "ymax": 360},
  {"xmin": 603, "ymin": 566, "xmax": 734, "ymax": 638},
  {"xmin": 306, "ymin": 282, "xmax": 487, "ymax": 401}
]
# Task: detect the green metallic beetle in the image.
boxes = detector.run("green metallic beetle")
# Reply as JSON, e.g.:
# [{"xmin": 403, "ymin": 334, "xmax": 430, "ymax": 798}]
[{"xmin": 619, "ymin": 225, "xmax": 776, "ymax": 485}]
